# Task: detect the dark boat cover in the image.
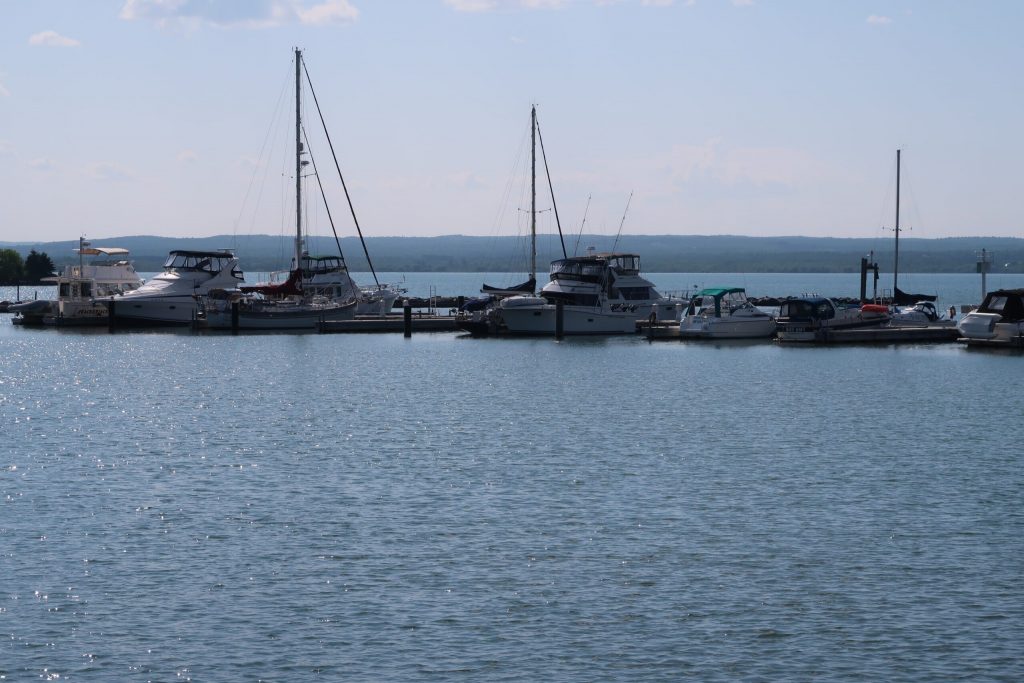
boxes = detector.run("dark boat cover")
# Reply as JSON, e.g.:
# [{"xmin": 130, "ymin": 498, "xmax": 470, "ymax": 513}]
[
  {"xmin": 459, "ymin": 296, "xmax": 496, "ymax": 312},
  {"xmin": 893, "ymin": 287, "xmax": 937, "ymax": 306},
  {"xmin": 240, "ymin": 268, "xmax": 302, "ymax": 296},
  {"xmin": 481, "ymin": 277, "xmax": 535, "ymax": 296},
  {"xmin": 976, "ymin": 289, "xmax": 1024, "ymax": 322}
]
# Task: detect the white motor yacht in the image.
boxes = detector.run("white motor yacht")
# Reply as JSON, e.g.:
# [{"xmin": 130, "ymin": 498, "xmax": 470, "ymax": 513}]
[
  {"xmin": 679, "ymin": 287, "xmax": 775, "ymax": 339},
  {"xmin": 498, "ymin": 252, "xmax": 673, "ymax": 335},
  {"xmin": 957, "ymin": 289, "xmax": 1024, "ymax": 347},
  {"xmin": 107, "ymin": 249, "xmax": 243, "ymax": 326},
  {"xmin": 12, "ymin": 240, "xmax": 143, "ymax": 326}
]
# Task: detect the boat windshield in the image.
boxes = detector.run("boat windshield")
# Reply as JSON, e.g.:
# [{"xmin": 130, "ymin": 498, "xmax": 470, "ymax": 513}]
[
  {"xmin": 978, "ymin": 292, "xmax": 1024, "ymax": 321},
  {"xmin": 609, "ymin": 255, "xmax": 640, "ymax": 275},
  {"xmin": 163, "ymin": 252, "xmax": 234, "ymax": 273},
  {"xmin": 550, "ymin": 259, "xmax": 607, "ymax": 283},
  {"xmin": 301, "ymin": 256, "xmax": 346, "ymax": 275},
  {"xmin": 780, "ymin": 299, "xmax": 834, "ymax": 320}
]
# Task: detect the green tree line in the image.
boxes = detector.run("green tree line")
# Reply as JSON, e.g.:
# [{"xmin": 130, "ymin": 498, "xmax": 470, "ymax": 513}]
[{"xmin": 0, "ymin": 249, "xmax": 56, "ymax": 285}]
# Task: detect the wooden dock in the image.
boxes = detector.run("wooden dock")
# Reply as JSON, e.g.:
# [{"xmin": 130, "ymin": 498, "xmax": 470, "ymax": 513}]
[
  {"xmin": 319, "ymin": 315, "xmax": 458, "ymax": 334},
  {"xmin": 801, "ymin": 325, "xmax": 961, "ymax": 345}
]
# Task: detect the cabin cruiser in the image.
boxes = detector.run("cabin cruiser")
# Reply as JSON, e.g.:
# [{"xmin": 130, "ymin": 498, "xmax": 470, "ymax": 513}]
[
  {"xmin": 105, "ymin": 249, "xmax": 243, "ymax": 326},
  {"xmin": 886, "ymin": 300, "xmax": 955, "ymax": 328},
  {"xmin": 11, "ymin": 242, "xmax": 143, "ymax": 326},
  {"xmin": 299, "ymin": 255, "xmax": 403, "ymax": 316},
  {"xmin": 775, "ymin": 296, "xmax": 889, "ymax": 342},
  {"xmin": 957, "ymin": 289, "xmax": 1024, "ymax": 347},
  {"xmin": 497, "ymin": 252, "xmax": 675, "ymax": 335},
  {"xmin": 678, "ymin": 287, "xmax": 775, "ymax": 339}
]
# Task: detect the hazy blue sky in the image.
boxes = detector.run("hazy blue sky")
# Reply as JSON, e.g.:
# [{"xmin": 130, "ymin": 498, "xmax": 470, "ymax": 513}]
[{"xmin": 1, "ymin": 0, "xmax": 1021, "ymax": 243}]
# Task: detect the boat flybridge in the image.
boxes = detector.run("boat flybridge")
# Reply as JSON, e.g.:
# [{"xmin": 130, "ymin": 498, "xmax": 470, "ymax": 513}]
[
  {"xmin": 498, "ymin": 251, "xmax": 676, "ymax": 335},
  {"xmin": 106, "ymin": 249, "xmax": 243, "ymax": 326}
]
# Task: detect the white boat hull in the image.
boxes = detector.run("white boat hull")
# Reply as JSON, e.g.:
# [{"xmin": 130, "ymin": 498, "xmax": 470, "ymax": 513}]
[
  {"xmin": 958, "ymin": 313, "xmax": 1024, "ymax": 345},
  {"xmin": 109, "ymin": 296, "xmax": 199, "ymax": 326},
  {"xmin": 499, "ymin": 304, "xmax": 637, "ymax": 335},
  {"xmin": 679, "ymin": 316, "xmax": 776, "ymax": 339}
]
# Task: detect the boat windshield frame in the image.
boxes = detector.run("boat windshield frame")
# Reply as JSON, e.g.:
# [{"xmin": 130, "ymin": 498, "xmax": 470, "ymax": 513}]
[
  {"xmin": 162, "ymin": 250, "xmax": 235, "ymax": 273},
  {"xmin": 549, "ymin": 258, "xmax": 609, "ymax": 284},
  {"xmin": 301, "ymin": 255, "xmax": 346, "ymax": 275}
]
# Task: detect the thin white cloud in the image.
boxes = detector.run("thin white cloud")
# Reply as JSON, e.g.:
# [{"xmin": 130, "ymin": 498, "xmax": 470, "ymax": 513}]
[
  {"xmin": 88, "ymin": 162, "xmax": 135, "ymax": 182},
  {"xmin": 867, "ymin": 14, "xmax": 892, "ymax": 25},
  {"xmin": 29, "ymin": 158, "xmax": 58, "ymax": 172},
  {"xmin": 661, "ymin": 138, "xmax": 823, "ymax": 190},
  {"xmin": 0, "ymin": 140, "xmax": 11, "ymax": 155},
  {"xmin": 641, "ymin": 0, "xmax": 675, "ymax": 6},
  {"xmin": 119, "ymin": 0, "xmax": 358, "ymax": 28},
  {"xmin": 28, "ymin": 30, "xmax": 81, "ymax": 47},
  {"xmin": 177, "ymin": 149, "xmax": 198, "ymax": 163},
  {"xmin": 445, "ymin": 0, "xmax": 568, "ymax": 11},
  {"xmin": 0, "ymin": 81, "xmax": 9, "ymax": 97},
  {"xmin": 732, "ymin": 0, "xmax": 754, "ymax": 6}
]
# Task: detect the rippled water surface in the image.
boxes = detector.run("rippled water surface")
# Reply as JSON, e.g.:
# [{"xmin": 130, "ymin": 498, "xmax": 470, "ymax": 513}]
[{"xmin": 1, "ymin": 280, "xmax": 1022, "ymax": 681}]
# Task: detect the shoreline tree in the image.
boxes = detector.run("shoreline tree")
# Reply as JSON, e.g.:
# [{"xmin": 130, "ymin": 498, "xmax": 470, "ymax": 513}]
[
  {"xmin": 24, "ymin": 250, "xmax": 56, "ymax": 284},
  {"xmin": 0, "ymin": 249, "xmax": 25, "ymax": 285}
]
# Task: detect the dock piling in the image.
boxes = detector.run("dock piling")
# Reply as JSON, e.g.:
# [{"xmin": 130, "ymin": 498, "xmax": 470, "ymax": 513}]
[{"xmin": 403, "ymin": 300, "xmax": 412, "ymax": 338}]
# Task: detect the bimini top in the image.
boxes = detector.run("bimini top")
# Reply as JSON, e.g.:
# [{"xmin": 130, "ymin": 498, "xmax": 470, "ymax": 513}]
[
  {"xmin": 694, "ymin": 287, "xmax": 746, "ymax": 299},
  {"xmin": 75, "ymin": 247, "xmax": 131, "ymax": 257},
  {"xmin": 976, "ymin": 289, "xmax": 1024, "ymax": 321},
  {"xmin": 550, "ymin": 253, "xmax": 642, "ymax": 281}
]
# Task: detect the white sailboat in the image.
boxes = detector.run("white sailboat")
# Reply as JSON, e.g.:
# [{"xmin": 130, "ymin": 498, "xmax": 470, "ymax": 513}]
[
  {"xmin": 201, "ymin": 48, "xmax": 355, "ymax": 331},
  {"xmin": 458, "ymin": 106, "xmax": 674, "ymax": 336}
]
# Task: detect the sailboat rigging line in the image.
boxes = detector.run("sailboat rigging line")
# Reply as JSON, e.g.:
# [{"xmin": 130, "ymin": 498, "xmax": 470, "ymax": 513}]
[
  {"xmin": 533, "ymin": 116, "xmax": 567, "ymax": 259},
  {"xmin": 300, "ymin": 58, "xmax": 379, "ymax": 286},
  {"xmin": 611, "ymin": 190, "xmax": 633, "ymax": 253},
  {"xmin": 573, "ymin": 194, "xmax": 591, "ymax": 257},
  {"xmin": 301, "ymin": 125, "xmax": 347, "ymax": 265}
]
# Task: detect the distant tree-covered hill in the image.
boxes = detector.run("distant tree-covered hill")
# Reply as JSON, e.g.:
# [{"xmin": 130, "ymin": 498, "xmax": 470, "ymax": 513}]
[{"xmin": 2, "ymin": 234, "xmax": 1021, "ymax": 274}]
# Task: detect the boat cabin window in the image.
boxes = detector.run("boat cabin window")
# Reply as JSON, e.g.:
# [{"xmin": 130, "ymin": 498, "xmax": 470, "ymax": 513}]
[
  {"xmin": 979, "ymin": 293, "xmax": 1024, "ymax": 320},
  {"xmin": 618, "ymin": 286, "xmax": 654, "ymax": 301}
]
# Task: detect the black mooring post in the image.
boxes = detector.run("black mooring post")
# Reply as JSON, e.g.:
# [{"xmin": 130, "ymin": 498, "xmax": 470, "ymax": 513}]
[
  {"xmin": 231, "ymin": 301, "xmax": 239, "ymax": 333},
  {"xmin": 860, "ymin": 258, "xmax": 868, "ymax": 303},
  {"xmin": 107, "ymin": 300, "xmax": 116, "ymax": 332},
  {"xmin": 403, "ymin": 300, "xmax": 412, "ymax": 338},
  {"xmin": 555, "ymin": 300, "xmax": 564, "ymax": 339}
]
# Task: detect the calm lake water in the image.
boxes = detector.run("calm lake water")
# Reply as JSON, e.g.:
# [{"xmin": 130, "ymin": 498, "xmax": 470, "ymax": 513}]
[{"xmin": 1, "ymin": 273, "xmax": 1022, "ymax": 681}]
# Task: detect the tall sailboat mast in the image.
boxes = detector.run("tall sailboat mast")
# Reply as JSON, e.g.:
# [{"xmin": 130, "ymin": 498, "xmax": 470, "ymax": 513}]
[
  {"xmin": 530, "ymin": 105, "xmax": 537, "ymax": 285},
  {"xmin": 893, "ymin": 148, "xmax": 901, "ymax": 296},
  {"xmin": 295, "ymin": 48, "xmax": 304, "ymax": 270}
]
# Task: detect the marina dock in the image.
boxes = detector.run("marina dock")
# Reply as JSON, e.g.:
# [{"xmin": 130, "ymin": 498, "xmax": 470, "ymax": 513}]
[{"xmin": 320, "ymin": 314, "xmax": 458, "ymax": 334}]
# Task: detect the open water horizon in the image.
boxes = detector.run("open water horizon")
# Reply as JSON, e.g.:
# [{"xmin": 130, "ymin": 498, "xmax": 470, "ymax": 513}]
[{"xmin": 1, "ymin": 271, "xmax": 1022, "ymax": 681}]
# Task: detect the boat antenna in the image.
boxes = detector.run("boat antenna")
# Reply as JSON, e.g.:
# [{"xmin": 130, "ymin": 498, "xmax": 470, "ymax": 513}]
[
  {"xmin": 301, "ymin": 125, "xmax": 347, "ymax": 266},
  {"xmin": 301, "ymin": 56, "xmax": 380, "ymax": 286},
  {"xmin": 573, "ymin": 194, "xmax": 591, "ymax": 256},
  {"xmin": 534, "ymin": 108, "xmax": 567, "ymax": 260},
  {"xmin": 611, "ymin": 190, "xmax": 633, "ymax": 252}
]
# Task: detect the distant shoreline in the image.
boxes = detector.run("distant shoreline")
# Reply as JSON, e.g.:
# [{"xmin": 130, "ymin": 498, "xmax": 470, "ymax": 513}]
[{"xmin": 3, "ymin": 234, "xmax": 1022, "ymax": 274}]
